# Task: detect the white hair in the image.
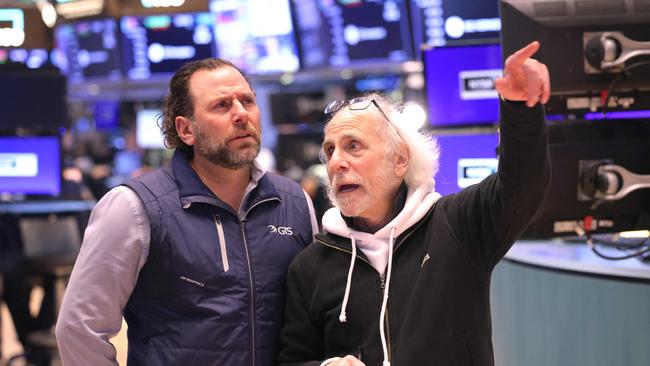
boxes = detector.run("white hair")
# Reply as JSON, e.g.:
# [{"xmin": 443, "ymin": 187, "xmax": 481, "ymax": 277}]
[
  {"xmin": 371, "ymin": 94, "xmax": 439, "ymax": 189},
  {"xmin": 323, "ymin": 93, "xmax": 439, "ymax": 191}
]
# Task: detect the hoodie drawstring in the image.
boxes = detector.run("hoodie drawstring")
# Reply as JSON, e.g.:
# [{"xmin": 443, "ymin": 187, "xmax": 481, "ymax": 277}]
[
  {"xmin": 339, "ymin": 233, "xmax": 357, "ymax": 323},
  {"xmin": 380, "ymin": 227, "xmax": 396, "ymax": 366}
]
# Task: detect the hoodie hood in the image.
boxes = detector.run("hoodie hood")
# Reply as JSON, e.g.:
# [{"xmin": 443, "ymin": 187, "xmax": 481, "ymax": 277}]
[{"xmin": 322, "ymin": 178, "xmax": 441, "ymax": 275}]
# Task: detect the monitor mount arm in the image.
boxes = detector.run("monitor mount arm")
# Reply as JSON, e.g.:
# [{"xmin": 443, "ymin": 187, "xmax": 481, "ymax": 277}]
[
  {"xmin": 579, "ymin": 160, "xmax": 650, "ymax": 202},
  {"xmin": 584, "ymin": 31, "xmax": 650, "ymax": 73}
]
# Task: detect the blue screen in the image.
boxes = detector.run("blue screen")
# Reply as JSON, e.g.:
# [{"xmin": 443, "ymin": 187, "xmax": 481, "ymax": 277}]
[
  {"xmin": 120, "ymin": 13, "xmax": 215, "ymax": 80},
  {"xmin": 53, "ymin": 18, "xmax": 121, "ymax": 83},
  {"xmin": 294, "ymin": 0, "xmax": 413, "ymax": 68},
  {"xmin": 0, "ymin": 136, "xmax": 61, "ymax": 196},
  {"xmin": 434, "ymin": 131, "xmax": 499, "ymax": 196},
  {"xmin": 424, "ymin": 43, "xmax": 502, "ymax": 127},
  {"xmin": 210, "ymin": 0, "xmax": 299, "ymax": 74}
]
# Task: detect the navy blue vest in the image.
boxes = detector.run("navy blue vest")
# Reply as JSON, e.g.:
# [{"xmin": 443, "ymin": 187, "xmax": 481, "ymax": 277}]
[{"xmin": 122, "ymin": 150, "xmax": 313, "ymax": 366}]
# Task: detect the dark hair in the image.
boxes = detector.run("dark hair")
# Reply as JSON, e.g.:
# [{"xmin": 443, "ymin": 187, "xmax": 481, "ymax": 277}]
[{"xmin": 159, "ymin": 58, "xmax": 252, "ymax": 155}]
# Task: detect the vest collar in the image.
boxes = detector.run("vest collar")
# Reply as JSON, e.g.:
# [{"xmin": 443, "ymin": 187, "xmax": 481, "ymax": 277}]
[{"xmin": 171, "ymin": 150, "xmax": 280, "ymax": 212}]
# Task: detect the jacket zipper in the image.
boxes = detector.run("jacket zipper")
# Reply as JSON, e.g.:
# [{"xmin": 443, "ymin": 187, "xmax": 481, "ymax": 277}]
[
  {"xmin": 213, "ymin": 215, "xmax": 229, "ymax": 272},
  {"xmin": 239, "ymin": 197, "xmax": 280, "ymax": 366},
  {"xmin": 316, "ymin": 223, "xmax": 424, "ymax": 363}
]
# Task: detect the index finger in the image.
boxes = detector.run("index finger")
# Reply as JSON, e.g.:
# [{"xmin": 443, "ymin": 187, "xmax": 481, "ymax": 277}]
[{"xmin": 508, "ymin": 41, "xmax": 540, "ymax": 66}]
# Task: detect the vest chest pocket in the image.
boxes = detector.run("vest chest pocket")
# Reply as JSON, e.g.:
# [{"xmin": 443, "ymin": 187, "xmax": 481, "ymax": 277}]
[{"xmin": 165, "ymin": 215, "xmax": 244, "ymax": 294}]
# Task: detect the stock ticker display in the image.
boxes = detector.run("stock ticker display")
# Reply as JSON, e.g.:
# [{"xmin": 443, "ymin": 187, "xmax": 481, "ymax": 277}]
[
  {"xmin": 120, "ymin": 13, "xmax": 215, "ymax": 80},
  {"xmin": 53, "ymin": 18, "xmax": 122, "ymax": 83},
  {"xmin": 294, "ymin": 0, "xmax": 413, "ymax": 68}
]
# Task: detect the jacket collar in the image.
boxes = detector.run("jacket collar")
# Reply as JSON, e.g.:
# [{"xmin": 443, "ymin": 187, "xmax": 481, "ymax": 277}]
[
  {"xmin": 315, "ymin": 203, "xmax": 434, "ymax": 253},
  {"xmin": 171, "ymin": 149, "xmax": 280, "ymax": 212}
]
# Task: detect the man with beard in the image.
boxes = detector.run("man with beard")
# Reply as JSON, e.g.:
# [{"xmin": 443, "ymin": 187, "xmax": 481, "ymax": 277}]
[
  {"xmin": 56, "ymin": 59, "xmax": 318, "ymax": 366},
  {"xmin": 278, "ymin": 42, "xmax": 551, "ymax": 365}
]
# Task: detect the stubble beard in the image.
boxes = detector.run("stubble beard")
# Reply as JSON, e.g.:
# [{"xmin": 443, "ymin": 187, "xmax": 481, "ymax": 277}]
[
  {"xmin": 194, "ymin": 125, "xmax": 261, "ymax": 169},
  {"xmin": 327, "ymin": 159, "xmax": 399, "ymax": 218}
]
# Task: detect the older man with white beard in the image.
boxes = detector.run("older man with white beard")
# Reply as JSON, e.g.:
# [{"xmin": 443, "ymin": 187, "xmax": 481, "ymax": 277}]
[{"xmin": 278, "ymin": 41, "xmax": 552, "ymax": 366}]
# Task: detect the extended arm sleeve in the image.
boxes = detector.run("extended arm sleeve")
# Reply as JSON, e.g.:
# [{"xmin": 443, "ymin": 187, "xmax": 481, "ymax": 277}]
[
  {"xmin": 55, "ymin": 186, "xmax": 150, "ymax": 366},
  {"xmin": 443, "ymin": 100, "xmax": 551, "ymax": 269}
]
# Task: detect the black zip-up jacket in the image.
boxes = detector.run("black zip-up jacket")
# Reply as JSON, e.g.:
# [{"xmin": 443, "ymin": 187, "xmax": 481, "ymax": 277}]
[{"xmin": 278, "ymin": 101, "xmax": 551, "ymax": 366}]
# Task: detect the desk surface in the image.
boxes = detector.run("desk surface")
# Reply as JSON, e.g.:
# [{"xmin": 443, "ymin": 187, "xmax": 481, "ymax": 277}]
[
  {"xmin": 505, "ymin": 240, "xmax": 650, "ymax": 281},
  {"xmin": 0, "ymin": 200, "xmax": 96, "ymax": 214}
]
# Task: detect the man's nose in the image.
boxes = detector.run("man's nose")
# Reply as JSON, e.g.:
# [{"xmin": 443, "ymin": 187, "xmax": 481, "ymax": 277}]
[
  {"xmin": 231, "ymin": 99, "xmax": 248, "ymax": 124},
  {"xmin": 328, "ymin": 150, "xmax": 349, "ymax": 173}
]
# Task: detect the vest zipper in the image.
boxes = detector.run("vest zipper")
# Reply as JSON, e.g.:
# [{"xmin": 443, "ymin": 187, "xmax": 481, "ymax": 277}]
[
  {"xmin": 213, "ymin": 215, "xmax": 229, "ymax": 272},
  {"xmin": 240, "ymin": 218, "xmax": 256, "ymax": 366},
  {"xmin": 239, "ymin": 197, "xmax": 279, "ymax": 366}
]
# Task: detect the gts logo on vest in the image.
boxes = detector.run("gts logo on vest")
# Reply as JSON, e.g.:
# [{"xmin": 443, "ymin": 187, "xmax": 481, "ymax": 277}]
[{"xmin": 268, "ymin": 225, "xmax": 293, "ymax": 235}]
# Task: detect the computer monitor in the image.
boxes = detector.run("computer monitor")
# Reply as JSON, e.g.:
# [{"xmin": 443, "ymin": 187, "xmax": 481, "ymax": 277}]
[
  {"xmin": 120, "ymin": 12, "xmax": 215, "ymax": 80},
  {"xmin": 0, "ymin": 70, "xmax": 67, "ymax": 133},
  {"xmin": 523, "ymin": 119, "xmax": 650, "ymax": 238},
  {"xmin": 135, "ymin": 108, "xmax": 165, "ymax": 149},
  {"xmin": 0, "ymin": 135, "xmax": 62, "ymax": 197},
  {"xmin": 409, "ymin": 0, "xmax": 500, "ymax": 50},
  {"xmin": 423, "ymin": 43, "xmax": 502, "ymax": 127},
  {"xmin": 53, "ymin": 18, "xmax": 122, "ymax": 83},
  {"xmin": 210, "ymin": 0, "xmax": 300, "ymax": 74},
  {"xmin": 293, "ymin": 0, "xmax": 413, "ymax": 69},
  {"xmin": 434, "ymin": 130, "xmax": 499, "ymax": 196},
  {"xmin": 500, "ymin": 0, "xmax": 650, "ymax": 114}
]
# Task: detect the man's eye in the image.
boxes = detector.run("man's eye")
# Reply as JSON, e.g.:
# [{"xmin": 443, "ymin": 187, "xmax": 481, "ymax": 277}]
[
  {"xmin": 242, "ymin": 97, "xmax": 255, "ymax": 105},
  {"xmin": 349, "ymin": 141, "xmax": 361, "ymax": 150},
  {"xmin": 216, "ymin": 101, "xmax": 230, "ymax": 109}
]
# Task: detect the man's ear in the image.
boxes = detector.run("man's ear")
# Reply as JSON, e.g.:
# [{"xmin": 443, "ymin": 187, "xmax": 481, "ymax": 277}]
[
  {"xmin": 394, "ymin": 142, "xmax": 409, "ymax": 178},
  {"xmin": 175, "ymin": 116, "xmax": 195, "ymax": 147}
]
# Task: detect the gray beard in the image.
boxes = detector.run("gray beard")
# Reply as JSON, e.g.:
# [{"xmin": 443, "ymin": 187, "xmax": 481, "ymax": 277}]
[{"xmin": 194, "ymin": 129, "xmax": 261, "ymax": 169}]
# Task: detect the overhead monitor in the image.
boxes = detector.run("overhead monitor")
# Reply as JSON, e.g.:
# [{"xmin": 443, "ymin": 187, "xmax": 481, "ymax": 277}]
[
  {"xmin": 434, "ymin": 130, "xmax": 499, "ymax": 196},
  {"xmin": 409, "ymin": 0, "xmax": 501, "ymax": 50},
  {"xmin": 423, "ymin": 43, "xmax": 502, "ymax": 127},
  {"xmin": 135, "ymin": 108, "xmax": 165, "ymax": 149},
  {"xmin": 293, "ymin": 0, "xmax": 413, "ymax": 69},
  {"xmin": 210, "ymin": 0, "xmax": 300, "ymax": 74},
  {"xmin": 0, "ymin": 71, "xmax": 67, "ymax": 132},
  {"xmin": 500, "ymin": 0, "xmax": 650, "ymax": 115},
  {"xmin": 53, "ymin": 18, "xmax": 122, "ymax": 83},
  {"xmin": 0, "ymin": 135, "xmax": 62, "ymax": 197},
  {"xmin": 121, "ymin": 12, "xmax": 215, "ymax": 80}
]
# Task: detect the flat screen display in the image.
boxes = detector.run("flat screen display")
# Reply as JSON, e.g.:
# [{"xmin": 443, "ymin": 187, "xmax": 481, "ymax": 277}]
[
  {"xmin": 210, "ymin": 0, "xmax": 299, "ymax": 74},
  {"xmin": 136, "ymin": 109, "xmax": 165, "ymax": 149},
  {"xmin": 0, "ymin": 136, "xmax": 61, "ymax": 196},
  {"xmin": 293, "ymin": 0, "xmax": 413, "ymax": 68},
  {"xmin": 121, "ymin": 12, "xmax": 215, "ymax": 80},
  {"xmin": 0, "ymin": 72, "xmax": 67, "ymax": 132},
  {"xmin": 409, "ymin": 0, "xmax": 500, "ymax": 49},
  {"xmin": 424, "ymin": 43, "xmax": 502, "ymax": 127},
  {"xmin": 434, "ymin": 131, "xmax": 499, "ymax": 196},
  {"xmin": 53, "ymin": 18, "xmax": 121, "ymax": 83}
]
